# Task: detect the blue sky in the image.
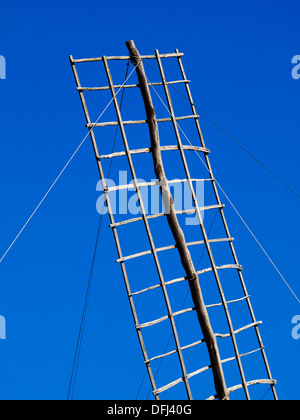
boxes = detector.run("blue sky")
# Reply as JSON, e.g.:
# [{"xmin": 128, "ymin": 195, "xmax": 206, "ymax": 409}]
[{"xmin": 0, "ymin": 0, "xmax": 299, "ymax": 400}]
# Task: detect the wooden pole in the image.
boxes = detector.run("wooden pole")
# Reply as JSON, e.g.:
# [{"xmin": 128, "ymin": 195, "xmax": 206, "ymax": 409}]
[{"xmin": 126, "ymin": 40, "xmax": 229, "ymax": 401}]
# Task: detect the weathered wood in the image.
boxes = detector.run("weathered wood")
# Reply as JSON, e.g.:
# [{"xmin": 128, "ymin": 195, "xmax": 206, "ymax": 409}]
[
  {"xmin": 109, "ymin": 204, "xmax": 223, "ymax": 229},
  {"xmin": 130, "ymin": 262, "xmax": 240, "ymax": 297},
  {"xmin": 105, "ymin": 178, "xmax": 211, "ymax": 194},
  {"xmin": 207, "ymin": 379, "xmax": 277, "ymax": 400},
  {"xmin": 126, "ymin": 39, "xmax": 229, "ymax": 401},
  {"xmin": 71, "ymin": 52, "xmax": 184, "ymax": 63},
  {"xmin": 87, "ymin": 114, "xmax": 199, "ymax": 127},
  {"xmin": 215, "ymin": 321, "xmax": 263, "ymax": 339},
  {"xmin": 98, "ymin": 144, "xmax": 210, "ymax": 160},
  {"xmin": 116, "ymin": 237, "xmax": 234, "ymax": 263},
  {"xmin": 77, "ymin": 79, "xmax": 190, "ymax": 91}
]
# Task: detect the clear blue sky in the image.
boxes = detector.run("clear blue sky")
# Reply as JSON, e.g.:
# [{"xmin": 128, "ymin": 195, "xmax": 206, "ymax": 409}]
[{"xmin": 0, "ymin": 0, "xmax": 299, "ymax": 400}]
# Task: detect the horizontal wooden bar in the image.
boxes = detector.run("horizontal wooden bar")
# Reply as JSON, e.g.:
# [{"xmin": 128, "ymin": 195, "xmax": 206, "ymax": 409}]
[
  {"xmin": 99, "ymin": 144, "xmax": 210, "ymax": 160},
  {"xmin": 215, "ymin": 321, "xmax": 262, "ymax": 339},
  {"xmin": 87, "ymin": 114, "xmax": 199, "ymax": 128},
  {"xmin": 78, "ymin": 79, "xmax": 190, "ymax": 92},
  {"xmin": 137, "ymin": 315, "xmax": 169, "ymax": 329},
  {"xmin": 117, "ymin": 238, "xmax": 234, "ymax": 263},
  {"xmin": 153, "ymin": 377, "xmax": 183, "ymax": 396},
  {"xmin": 110, "ymin": 204, "xmax": 223, "ymax": 229},
  {"xmin": 129, "ymin": 261, "xmax": 238, "ymax": 297},
  {"xmin": 155, "ymin": 351, "xmax": 273, "ymax": 397},
  {"xmin": 107, "ymin": 177, "xmax": 211, "ymax": 194},
  {"xmin": 71, "ymin": 52, "xmax": 184, "ymax": 63},
  {"xmin": 144, "ymin": 338, "xmax": 205, "ymax": 364},
  {"xmin": 206, "ymin": 295, "xmax": 250, "ymax": 308},
  {"xmin": 207, "ymin": 379, "xmax": 277, "ymax": 400},
  {"xmin": 164, "ymin": 261, "xmax": 239, "ymax": 287},
  {"xmin": 136, "ymin": 307, "xmax": 194, "ymax": 330}
]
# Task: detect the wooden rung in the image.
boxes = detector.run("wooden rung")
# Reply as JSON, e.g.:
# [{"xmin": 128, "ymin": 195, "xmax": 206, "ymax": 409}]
[
  {"xmin": 77, "ymin": 80, "xmax": 191, "ymax": 92},
  {"xmin": 163, "ymin": 261, "xmax": 238, "ymax": 287},
  {"xmin": 207, "ymin": 379, "xmax": 277, "ymax": 400},
  {"xmin": 153, "ymin": 377, "xmax": 183, "ymax": 396},
  {"xmin": 215, "ymin": 321, "xmax": 262, "ymax": 339},
  {"xmin": 106, "ymin": 178, "xmax": 212, "ymax": 194},
  {"xmin": 110, "ymin": 204, "xmax": 222, "ymax": 229},
  {"xmin": 98, "ymin": 144, "xmax": 210, "ymax": 160},
  {"xmin": 130, "ymin": 262, "xmax": 239, "ymax": 297},
  {"xmin": 136, "ymin": 315, "xmax": 169, "ymax": 329},
  {"xmin": 154, "ymin": 362, "xmax": 213, "ymax": 396},
  {"xmin": 136, "ymin": 307, "xmax": 194, "ymax": 330},
  {"xmin": 206, "ymin": 295, "xmax": 250, "ymax": 309},
  {"xmin": 116, "ymin": 238, "xmax": 233, "ymax": 263},
  {"xmin": 87, "ymin": 114, "xmax": 199, "ymax": 128},
  {"xmin": 221, "ymin": 348, "xmax": 262, "ymax": 366},
  {"xmin": 144, "ymin": 337, "xmax": 205, "ymax": 364},
  {"xmin": 70, "ymin": 52, "xmax": 184, "ymax": 63}
]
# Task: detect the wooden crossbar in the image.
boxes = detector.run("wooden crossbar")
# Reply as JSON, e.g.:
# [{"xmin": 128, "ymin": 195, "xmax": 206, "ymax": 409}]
[
  {"xmin": 77, "ymin": 79, "xmax": 191, "ymax": 91},
  {"xmin": 116, "ymin": 238, "xmax": 234, "ymax": 263},
  {"xmin": 98, "ymin": 144, "xmax": 210, "ymax": 160},
  {"xmin": 87, "ymin": 114, "xmax": 199, "ymax": 127},
  {"xmin": 70, "ymin": 52, "xmax": 184, "ymax": 63}
]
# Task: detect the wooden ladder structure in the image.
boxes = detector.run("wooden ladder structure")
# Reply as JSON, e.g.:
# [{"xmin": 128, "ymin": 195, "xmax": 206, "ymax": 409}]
[{"xmin": 69, "ymin": 40, "xmax": 278, "ymax": 400}]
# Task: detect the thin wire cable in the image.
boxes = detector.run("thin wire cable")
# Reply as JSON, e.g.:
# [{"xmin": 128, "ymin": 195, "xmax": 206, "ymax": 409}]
[
  {"xmin": 147, "ymin": 78, "xmax": 300, "ymax": 305},
  {"xmin": 0, "ymin": 62, "xmax": 138, "ymax": 265},
  {"xmin": 67, "ymin": 62, "xmax": 130, "ymax": 400},
  {"xmin": 143, "ymin": 60, "xmax": 300, "ymax": 200},
  {"xmin": 67, "ymin": 214, "xmax": 104, "ymax": 401}
]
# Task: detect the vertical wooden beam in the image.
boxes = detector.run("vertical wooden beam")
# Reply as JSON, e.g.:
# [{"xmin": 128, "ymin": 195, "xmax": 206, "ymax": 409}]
[{"xmin": 126, "ymin": 40, "xmax": 229, "ymax": 401}]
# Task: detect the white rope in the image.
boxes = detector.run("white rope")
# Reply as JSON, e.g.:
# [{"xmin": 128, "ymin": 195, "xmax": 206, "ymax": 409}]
[
  {"xmin": 147, "ymin": 78, "xmax": 300, "ymax": 305},
  {"xmin": 0, "ymin": 63, "xmax": 138, "ymax": 264}
]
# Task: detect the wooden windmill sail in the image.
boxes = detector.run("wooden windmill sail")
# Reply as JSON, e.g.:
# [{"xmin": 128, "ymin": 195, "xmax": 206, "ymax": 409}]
[{"xmin": 69, "ymin": 40, "xmax": 277, "ymax": 400}]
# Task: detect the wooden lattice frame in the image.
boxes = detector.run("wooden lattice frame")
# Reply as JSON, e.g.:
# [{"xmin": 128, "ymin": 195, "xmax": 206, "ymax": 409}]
[{"xmin": 69, "ymin": 42, "xmax": 277, "ymax": 400}]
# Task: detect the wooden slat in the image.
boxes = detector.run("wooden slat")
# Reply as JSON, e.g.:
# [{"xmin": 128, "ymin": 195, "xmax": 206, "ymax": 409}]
[
  {"xmin": 77, "ymin": 79, "xmax": 191, "ymax": 91},
  {"xmin": 87, "ymin": 114, "xmax": 199, "ymax": 127},
  {"xmin": 215, "ymin": 321, "xmax": 263, "ymax": 339},
  {"xmin": 106, "ymin": 178, "xmax": 212, "ymax": 193},
  {"xmin": 145, "ymin": 338, "xmax": 205, "ymax": 364},
  {"xmin": 116, "ymin": 238, "xmax": 234, "ymax": 263},
  {"xmin": 137, "ymin": 307, "xmax": 194, "ymax": 330},
  {"xmin": 109, "ymin": 204, "xmax": 222, "ymax": 229},
  {"xmin": 207, "ymin": 379, "xmax": 277, "ymax": 400},
  {"xmin": 98, "ymin": 144, "xmax": 210, "ymax": 160},
  {"xmin": 206, "ymin": 295, "xmax": 250, "ymax": 308},
  {"xmin": 130, "ymin": 261, "xmax": 239, "ymax": 297},
  {"xmin": 71, "ymin": 52, "xmax": 184, "ymax": 63}
]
